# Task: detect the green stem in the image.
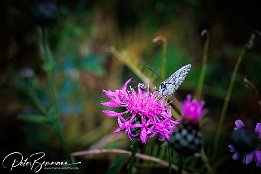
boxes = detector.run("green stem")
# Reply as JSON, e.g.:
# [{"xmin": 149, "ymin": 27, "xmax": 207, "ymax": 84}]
[
  {"xmin": 153, "ymin": 36, "xmax": 167, "ymax": 79},
  {"xmin": 195, "ymin": 30, "xmax": 209, "ymax": 100},
  {"xmin": 53, "ymin": 116, "xmax": 72, "ymax": 163},
  {"xmin": 177, "ymin": 155, "xmax": 185, "ymax": 174},
  {"xmin": 168, "ymin": 145, "xmax": 172, "ymax": 174},
  {"xmin": 41, "ymin": 27, "xmax": 72, "ymax": 163},
  {"xmin": 213, "ymin": 32, "xmax": 257, "ymax": 156},
  {"xmin": 27, "ymin": 83, "xmax": 47, "ymax": 115},
  {"xmin": 41, "ymin": 28, "xmax": 58, "ymax": 110},
  {"xmin": 128, "ymin": 141, "xmax": 138, "ymax": 174},
  {"xmin": 201, "ymin": 150, "xmax": 214, "ymax": 174},
  {"xmin": 213, "ymin": 46, "xmax": 247, "ymax": 156}
]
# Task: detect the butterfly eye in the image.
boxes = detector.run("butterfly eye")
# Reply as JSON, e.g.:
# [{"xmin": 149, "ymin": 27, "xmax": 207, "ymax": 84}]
[
  {"xmin": 160, "ymin": 83, "xmax": 166, "ymax": 89},
  {"xmin": 158, "ymin": 64, "xmax": 191, "ymax": 97}
]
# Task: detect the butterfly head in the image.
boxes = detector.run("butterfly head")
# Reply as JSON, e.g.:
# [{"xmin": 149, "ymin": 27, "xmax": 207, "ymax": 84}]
[
  {"xmin": 159, "ymin": 82, "xmax": 169, "ymax": 97},
  {"xmin": 160, "ymin": 83, "xmax": 167, "ymax": 90}
]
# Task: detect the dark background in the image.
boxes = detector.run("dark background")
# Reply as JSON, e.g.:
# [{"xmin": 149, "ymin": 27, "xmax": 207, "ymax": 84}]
[{"xmin": 0, "ymin": 0, "xmax": 261, "ymax": 173}]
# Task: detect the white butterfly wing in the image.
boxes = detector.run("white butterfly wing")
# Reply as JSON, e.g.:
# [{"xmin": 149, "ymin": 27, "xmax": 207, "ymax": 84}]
[{"xmin": 159, "ymin": 64, "xmax": 191, "ymax": 96}]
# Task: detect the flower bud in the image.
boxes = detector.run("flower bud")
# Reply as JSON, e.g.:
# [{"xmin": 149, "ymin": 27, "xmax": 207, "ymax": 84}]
[
  {"xmin": 170, "ymin": 119, "xmax": 202, "ymax": 156},
  {"xmin": 20, "ymin": 68, "xmax": 34, "ymax": 80},
  {"xmin": 231, "ymin": 126, "xmax": 258, "ymax": 153}
]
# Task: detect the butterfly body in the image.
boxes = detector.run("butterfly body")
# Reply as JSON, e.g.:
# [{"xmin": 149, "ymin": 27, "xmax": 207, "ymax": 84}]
[{"xmin": 158, "ymin": 64, "xmax": 191, "ymax": 97}]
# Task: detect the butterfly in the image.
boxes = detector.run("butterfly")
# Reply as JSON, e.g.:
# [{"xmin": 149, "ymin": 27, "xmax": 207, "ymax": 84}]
[{"xmin": 158, "ymin": 64, "xmax": 191, "ymax": 97}]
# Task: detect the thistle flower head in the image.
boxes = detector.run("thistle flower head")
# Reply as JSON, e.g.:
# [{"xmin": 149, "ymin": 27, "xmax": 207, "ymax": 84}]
[
  {"xmin": 228, "ymin": 120, "xmax": 261, "ymax": 167},
  {"xmin": 181, "ymin": 95, "xmax": 205, "ymax": 122},
  {"xmin": 101, "ymin": 79, "xmax": 178, "ymax": 143},
  {"xmin": 169, "ymin": 94, "xmax": 204, "ymax": 156}
]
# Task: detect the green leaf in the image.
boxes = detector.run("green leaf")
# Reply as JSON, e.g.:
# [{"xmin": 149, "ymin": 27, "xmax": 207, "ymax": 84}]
[
  {"xmin": 18, "ymin": 114, "xmax": 49, "ymax": 124},
  {"xmin": 106, "ymin": 155, "xmax": 128, "ymax": 174},
  {"xmin": 42, "ymin": 60, "xmax": 55, "ymax": 71},
  {"xmin": 47, "ymin": 107, "xmax": 56, "ymax": 120}
]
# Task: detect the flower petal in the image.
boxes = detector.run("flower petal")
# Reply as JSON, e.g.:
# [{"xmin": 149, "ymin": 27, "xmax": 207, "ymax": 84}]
[
  {"xmin": 254, "ymin": 123, "xmax": 261, "ymax": 138},
  {"xmin": 102, "ymin": 90, "xmax": 115, "ymax": 98},
  {"xmin": 235, "ymin": 120, "xmax": 245, "ymax": 129},
  {"xmin": 114, "ymin": 126, "xmax": 123, "ymax": 133},
  {"xmin": 121, "ymin": 78, "xmax": 132, "ymax": 91},
  {"xmin": 140, "ymin": 128, "xmax": 147, "ymax": 143},
  {"xmin": 181, "ymin": 94, "xmax": 205, "ymax": 122},
  {"xmin": 103, "ymin": 110, "xmax": 121, "ymax": 117},
  {"xmin": 101, "ymin": 101, "xmax": 120, "ymax": 107},
  {"xmin": 228, "ymin": 144, "xmax": 236, "ymax": 153},
  {"xmin": 232, "ymin": 152, "xmax": 240, "ymax": 160},
  {"xmin": 254, "ymin": 150, "xmax": 261, "ymax": 167},
  {"xmin": 140, "ymin": 117, "xmax": 148, "ymax": 143},
  {"xmin": 243, "ymin": 152, "xmax": 254, "ymax": 165},
  {"xmin": 101, "ymin": 78, "xmax": 178, "ymax": 143}
]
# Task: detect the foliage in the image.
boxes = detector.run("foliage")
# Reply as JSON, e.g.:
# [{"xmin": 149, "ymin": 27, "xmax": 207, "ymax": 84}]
[{"xmin": 1, "ymin": 0, "xmax": 261, "ymax": 174}]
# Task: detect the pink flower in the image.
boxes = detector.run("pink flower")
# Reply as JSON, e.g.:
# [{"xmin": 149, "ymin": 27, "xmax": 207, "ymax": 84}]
[
  {"xmin": 228, "ymin": 120, "xmax": 261, "ymax": 167},
  {"xmin": 101, "ymin": 79, "xmax": 178, "ymax": 143},
  {"xmin": 181, "ymin": 95, "xmax": 205, "ymax": 122}
]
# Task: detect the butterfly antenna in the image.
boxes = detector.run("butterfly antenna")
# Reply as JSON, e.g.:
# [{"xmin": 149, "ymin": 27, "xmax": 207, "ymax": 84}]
[{"xmin": 148, "ymin": 67, "xmax": 163, "ymax": 81}]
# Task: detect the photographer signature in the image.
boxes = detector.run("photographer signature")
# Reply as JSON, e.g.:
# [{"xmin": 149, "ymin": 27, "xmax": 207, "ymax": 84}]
[{"xmin": 2, "ymin": 152, "xmax": 81, "ymax": 173}]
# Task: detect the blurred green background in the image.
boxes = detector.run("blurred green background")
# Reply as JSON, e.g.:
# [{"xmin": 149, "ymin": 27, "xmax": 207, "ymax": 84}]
[{"xmin": 0, "ymin": 0, "xmax": 261, "ymax": 173}]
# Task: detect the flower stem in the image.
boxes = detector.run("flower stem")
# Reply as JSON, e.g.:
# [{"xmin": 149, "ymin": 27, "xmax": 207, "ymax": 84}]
[
  {"xmin": 201, "ymin": 150, "xmax": 214, "ymax": 174},
  {"xmin": 213, "ymin": 32, "xmax": 257, "ymax": 156},
  {"xmin": 168, "ymin": 145, "xmax": 172, "ymax": 174},
  {"xmin": 72, "ymin": 148, "xmax": 184, "ymax": 171},
  {"xmin": 195, "ymin": 30, "xmax": 209, "ymax": 100},
  {"xmin": 53, "ymin": 116, "xmax": 72, "ymax": 163},
  {"xmin": 41, "ymin": 28, "xmax": 57, "ymax": 110},
  {"xmin": 153, "ymin": 35, "xmax": 168, "ymax": 80},
  {"xmin": 27, "ymin": 82, "xmax": 47, "ymax": 115},
  {"xmin": 213, "ymin": 46, "xmax": 246, "ymax": 156},
  {"xmin": 40, "ymin": 27, "xmax": 72, "ymax": 163},
  {"xmin": 128, "ymin": 141, "xmax": 138, "ymax": 174},
  {"xmin": 177, "ymin": 155, "xmax": 185, "ymax": 174}
]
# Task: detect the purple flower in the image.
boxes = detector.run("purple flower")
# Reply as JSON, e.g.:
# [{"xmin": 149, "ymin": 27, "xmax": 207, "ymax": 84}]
[
  {"xmin": 181, "ymin": 95, "xmax": 205, "ymax": 122},
  {"xmin": 101, "ymin": 79, "xmax": 178, "ymax": 143},
  {"xmin": 228, "ymin": 120, "xmax": 261, "ymax": 167}
]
